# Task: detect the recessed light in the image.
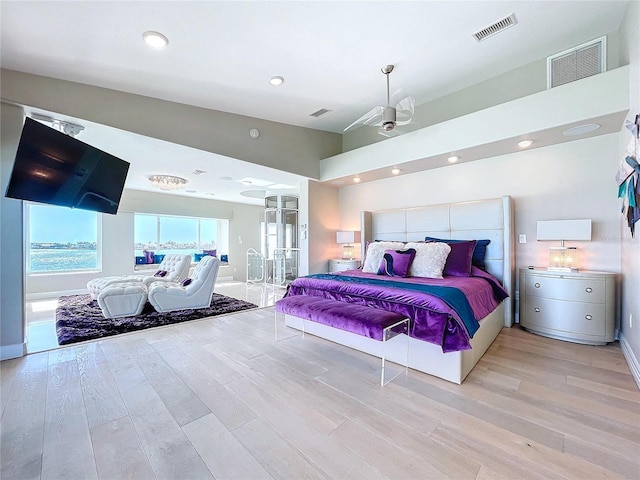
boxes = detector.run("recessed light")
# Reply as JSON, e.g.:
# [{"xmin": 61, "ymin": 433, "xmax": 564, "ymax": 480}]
[
  {"xmin": 206, "ymin": 192, "xmax": 215, "ymax": 196},
  {"xmin": 185, "ymin": 190, "xmax": 197, "ymax": 193},
  {"xmin": 448, "ymin": 156, "xmax": 459, "ymax": 163},
  {"xmin": 269, "ymin": 76, "xmax": 284, "ymax": 86},
  {"xmin": 250, "ymin": 128, "xmax": 260, "ymax": 139},
  {"xmin": 391, "ymin": 168, "xmax": 401, "ymax": 175},
  {"xmin": 353, "ymin": 177, "xmax": 361, "ymax": 183},
  {"xmin": 220, "ymin": 176, "xmax": 233, "ymax": 181},
  {"xmin": 518, "ymin": 140, "xmax": 533, "ymax": 148},
  {"xmin": 143, "ymin": 31, "xmax": 169, "ymax": 49},
  {"xmin": 563, "ymin": 124, "xmax": 601, "ymax": 136},
  {"xmin": 192, "ymin": 169, "xmax": 207, "ymax": 175},
  {"xmin": 242, "ymin": 180, "xmax": 252, "ymax": 186}
]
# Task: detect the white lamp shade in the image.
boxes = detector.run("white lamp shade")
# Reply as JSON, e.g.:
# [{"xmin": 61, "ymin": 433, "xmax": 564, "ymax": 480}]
[
  {"xmin": 536, "ymin": 219, "xmax": 592, "ymax": 241},
  {"xmin": 336, "ymin": 231, "xmax": 361, "ymax": 244}
]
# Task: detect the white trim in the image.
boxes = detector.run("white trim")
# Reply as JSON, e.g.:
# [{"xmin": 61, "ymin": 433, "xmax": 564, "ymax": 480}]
[
  {"xmin": 26, "ymin": 288, "xmax": 87, "ymax": 301},
  {"xmin": 619, "ymin": 333, "xmax": 640, "ymax": 390},
  {"xmin": 0, "ymin": 343, "xmax": 27, "ymax": 360}
]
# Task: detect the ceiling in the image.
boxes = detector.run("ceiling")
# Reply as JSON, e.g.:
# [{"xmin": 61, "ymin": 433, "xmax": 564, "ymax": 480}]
[{"xmin": 0, "ymin": 1, "xmax": 631, "ymax": 204}]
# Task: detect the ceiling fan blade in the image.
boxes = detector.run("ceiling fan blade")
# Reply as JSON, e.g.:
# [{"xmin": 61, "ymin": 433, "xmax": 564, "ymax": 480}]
[
  {"xmin": 390, "ymin": 88, "xmax": 415, "ymax": 124},
  {"xmin": 343, "ymin": 105, "xmax": 384, "ymax": 132}
]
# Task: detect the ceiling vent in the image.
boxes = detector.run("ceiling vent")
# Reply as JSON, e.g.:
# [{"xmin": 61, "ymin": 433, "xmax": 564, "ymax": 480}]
[
  {"xmin": 473, "ymin": 13, "xmax": 517, "ymax": 42},
  {"xmin": 547, "ymin": 36, "xmax": 606, "ymax": 89},
  {"xmin": 310, "ymin": 108, "xmax": 332, "ymax": 118}
]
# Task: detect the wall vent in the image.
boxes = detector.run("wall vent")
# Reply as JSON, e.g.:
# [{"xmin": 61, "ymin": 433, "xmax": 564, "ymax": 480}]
[
  {"xmin": 310, "ymin": 108, "xmax": 331, "ymax": 118},
  {"xmin": 473, "ymin": 13, "xmax": 517, "ymax": 42},
  {"xmin": 547, "ymin": 36, "xmax": 606, "ymax": 89}
]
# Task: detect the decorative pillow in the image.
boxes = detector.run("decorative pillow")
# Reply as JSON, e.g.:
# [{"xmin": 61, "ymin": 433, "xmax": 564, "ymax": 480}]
[
  {"xmin": 181, "ymin": 278, "xmax": 192, "ymax": 286},
  {"xmin": 424, "ymin": 236, "xmax": 491, "ymax": 270},
  {"xmin": 377, "ymin": 248, "xmax": 416, "ymax": 277},
  {"xmin": 404, "ymin": 242, "xmax": 451, "ymax": 278},
  {"xmin": 154, "ymin": 270, "xmax": 168, "ymax": 277},
  {"xmin": 362, "ymin": 241, "xmax": 405, "ymax": 273},
  {"xmin": 442, "ymin": 240, "xmax": 476, "ymax": 277}
]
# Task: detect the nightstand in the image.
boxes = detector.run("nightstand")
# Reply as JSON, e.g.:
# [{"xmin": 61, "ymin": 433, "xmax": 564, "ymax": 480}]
[
  {"xmin": 519, "ymin": 268, "xmax": 616, "ymax": 345},
  {"xmin": 329, "ymin": 259, "xmax": 360, "ymax": 273}
]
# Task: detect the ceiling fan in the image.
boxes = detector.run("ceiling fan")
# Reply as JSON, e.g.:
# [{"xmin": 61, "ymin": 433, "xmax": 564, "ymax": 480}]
[{"xmin": 344, "ymin": 65, "xmax": 415, "ymax": 136}]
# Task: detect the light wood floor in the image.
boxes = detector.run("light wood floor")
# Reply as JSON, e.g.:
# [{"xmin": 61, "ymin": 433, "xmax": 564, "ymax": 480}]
[{"xmin": 2, "ymin": 307, "xmax": 639, "ymax": 480}]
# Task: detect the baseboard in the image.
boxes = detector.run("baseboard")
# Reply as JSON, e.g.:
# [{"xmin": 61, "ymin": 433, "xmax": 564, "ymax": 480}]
[
  {"xmin": 0, "ymin": 342, "xmax": 27, "ymax": 360},
  {"xmin": 26, "ymin": 288, "xmax": 87, "ymax": 301},
  {"xmin": 619, "ymin": 333, "xmax": 640, "ymax": 390}
]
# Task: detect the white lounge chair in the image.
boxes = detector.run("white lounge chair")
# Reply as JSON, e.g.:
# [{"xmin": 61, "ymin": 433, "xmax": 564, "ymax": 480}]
[
  {"xmin": 87, "ymin": 253, "xmax": 191, "ymax": 300},
  {"xmin": 147, "ymin": 255, "xmax": 220, "ymax": 313}
]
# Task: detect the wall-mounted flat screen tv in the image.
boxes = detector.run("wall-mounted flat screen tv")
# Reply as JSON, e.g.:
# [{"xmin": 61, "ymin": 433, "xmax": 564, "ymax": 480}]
[{"xmin": 5, "ymin": 117, "xmax": 130, "ymax": 215}]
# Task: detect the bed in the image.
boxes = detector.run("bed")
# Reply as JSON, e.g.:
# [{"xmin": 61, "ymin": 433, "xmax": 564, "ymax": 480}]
[{"xmin": 278, "ymin": 196, "xmax": 514, "ymax": 384}]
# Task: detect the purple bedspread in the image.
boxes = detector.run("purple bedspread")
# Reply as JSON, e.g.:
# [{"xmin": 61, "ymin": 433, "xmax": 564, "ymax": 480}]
[{"xmin": 285, "ymin": 267, "xmax": 508, "ymax": 352}]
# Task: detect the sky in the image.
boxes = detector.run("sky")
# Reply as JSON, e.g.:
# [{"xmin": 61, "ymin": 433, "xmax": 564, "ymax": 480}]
[
  {"xmin": 30, "ymin": 205, "xmax": 219, "ymax": 245},
  {"xmin": 29, "ymin": 204, "xmax": 97, "ymax": 243}
]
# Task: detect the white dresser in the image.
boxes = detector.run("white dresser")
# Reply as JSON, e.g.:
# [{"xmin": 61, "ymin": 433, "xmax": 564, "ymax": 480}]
[
  {"xmin": 519, "ymin": 268, "xmax": 616, "ymax": 345},
  {"xmin": 329, "ymin": 259, "xmax": 360, "ymax": 273}
]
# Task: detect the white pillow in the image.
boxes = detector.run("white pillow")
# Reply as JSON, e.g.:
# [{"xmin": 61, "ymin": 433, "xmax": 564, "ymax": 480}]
[
  {"xmin": 405, "ymin": 242, "xmax": 452, "ymax": 278},
  {"xmin": 362, "ymin": 241, "xmax": 406, "ymax": 273}
]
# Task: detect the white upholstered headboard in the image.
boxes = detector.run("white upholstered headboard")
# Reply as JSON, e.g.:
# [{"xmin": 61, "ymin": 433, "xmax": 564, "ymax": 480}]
[{"xmin": 360, "ymin": 196, "xmax": 514, "ymax": 326}]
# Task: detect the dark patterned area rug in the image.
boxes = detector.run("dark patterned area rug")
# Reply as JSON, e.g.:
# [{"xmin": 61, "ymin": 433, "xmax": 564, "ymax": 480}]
[{"xmin": 56, "ymin": 293, "xmax": 258, "ymax": 345}]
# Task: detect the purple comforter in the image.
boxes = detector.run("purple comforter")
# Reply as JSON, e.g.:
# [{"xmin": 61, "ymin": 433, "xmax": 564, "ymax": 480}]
[{"xmin": 285, "ymin": 267, "xmax": 508, "ymax": 352}]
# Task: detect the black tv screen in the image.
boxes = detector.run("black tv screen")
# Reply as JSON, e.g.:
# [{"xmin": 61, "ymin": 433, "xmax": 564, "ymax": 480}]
[{"xmin": 5, "ymin": 117, "xmax": 130, "ymax": 215}]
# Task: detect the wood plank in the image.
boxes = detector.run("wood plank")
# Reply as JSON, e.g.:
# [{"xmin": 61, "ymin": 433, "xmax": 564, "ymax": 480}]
[
  {"xmin": 225, "ymin": 376, "xmax": 387, "ymax": 479},
  {"xmin": 75, "ymin": 342, "xmax": 128, "ymax": 429},
  {"xmin": 182, "ymin": 413, "xmax": 273, "ymax": 480},
  {"xmin": 42, "ymin": 359, "xmax": 98, "ymax": 479},
  {"xmin": 231, "ymin": 418, "xmax": 330, "ymax": 480},
  {"xmin": 90, "ymin": 415, "xmax": 156, "ymax": 480},
  {"xmin": 0, "ymin": 353, "xmax": 49, "ymax": 480}
]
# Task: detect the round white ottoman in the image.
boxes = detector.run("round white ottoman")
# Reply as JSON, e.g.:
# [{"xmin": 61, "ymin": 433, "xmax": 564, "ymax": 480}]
[{"xmin": 97, "ymin": 282, "xmax": 148, "ymax": 319}]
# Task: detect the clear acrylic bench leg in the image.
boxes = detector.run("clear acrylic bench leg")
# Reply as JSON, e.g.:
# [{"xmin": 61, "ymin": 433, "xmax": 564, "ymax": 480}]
[{"xmin": 381, "ymin": 318, "xmax": 409, "ymax": 386}]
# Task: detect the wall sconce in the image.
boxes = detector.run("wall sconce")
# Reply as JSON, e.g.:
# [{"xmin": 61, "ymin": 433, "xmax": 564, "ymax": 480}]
[
  {"xmin": 536, "ymin": 219, "xmax": 592, "ymax": 271},
  {"xmin": 336, "ymin": 231, "xmax": 361, "ymax": 260}
]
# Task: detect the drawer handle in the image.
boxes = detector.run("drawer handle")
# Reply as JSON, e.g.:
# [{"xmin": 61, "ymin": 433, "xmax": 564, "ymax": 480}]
[
  {"xmin": 534, "ymin": 283, "xmax": 541, "ymax": 288},
  {"xmin": 534, "ymin": 307, "xmax": 541, "ymax": 313},
  {"xmin": 585, "ymin": 314, "xmax": 593, "ymax": 321},
  {"xmin": 585, "ymin": 287, "xmax": 593, "ymax": 293}
]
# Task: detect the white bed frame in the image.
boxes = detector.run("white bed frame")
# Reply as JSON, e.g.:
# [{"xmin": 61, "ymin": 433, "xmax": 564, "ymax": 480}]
[{"xmin": 284, "ymin": 196, "xmax": 514, "ymax": 384}]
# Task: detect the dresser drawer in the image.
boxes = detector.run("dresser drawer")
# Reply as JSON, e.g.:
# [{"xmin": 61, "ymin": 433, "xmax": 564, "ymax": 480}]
[
  {"xmin": 524, "ymin": 274, "xmax": 605, "ymax": 304},
  {"xmin": 523, "ymin": 296, "xmax": 606, "ymax": 337}
]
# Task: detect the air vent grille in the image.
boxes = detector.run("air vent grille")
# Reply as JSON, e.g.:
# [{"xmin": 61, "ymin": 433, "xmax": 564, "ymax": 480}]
[
  {"xmin": 310, "ymin": 108, "xmax": 331, "ymax": 118},
  {"xmin": 547, "ymin": 36, "xmax": 606, "ymax": 89},
  {"xmin": 473, "ymin": 13, "xmax": 517, "ymax": 42}
]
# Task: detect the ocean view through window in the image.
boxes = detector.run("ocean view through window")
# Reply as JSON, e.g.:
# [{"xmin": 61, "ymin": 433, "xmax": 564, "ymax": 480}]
[
  {"xmin": 27, "ymin": 203, "xmax": 100, "ymax": 273},
  {"xmin": 134, "ymin": 214, "xmax": 228, "ymax": 261}
]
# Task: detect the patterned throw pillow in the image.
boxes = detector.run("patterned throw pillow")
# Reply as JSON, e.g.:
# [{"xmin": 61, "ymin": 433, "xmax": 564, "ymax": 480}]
[
  {"xmin": 377, "ymin": 248, "xmax": 417, "ymax": 277},
  {"xmin": 181, "ymin": 277, "xmax": 192, "ymax": 286},
  {"xmin": 362, "ymin": 241, "xmax": 406, "ymax": 273},
  {"xmin": 154, "ymin": 270, "xmax": 168, "ymax": 277}
]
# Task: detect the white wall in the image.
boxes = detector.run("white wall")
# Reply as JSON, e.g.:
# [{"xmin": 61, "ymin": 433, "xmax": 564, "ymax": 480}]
[
  {"xmin": 299, "ymin": 180, "xmax": 341, "ymax": 276},
  {"xmin": 339, "ymin": 133, "xmax": 623, "ymax": 321},
  {"xmin": 0, "ymin": 103, "xmax": 26, "ymax": 359},
  {"xmin": 618, "ymin": 0, "xmax": 640, "ymax": 385},
  {"xmin": 25, "ymin": 189, "xmax": 264, "ymax": 296}
]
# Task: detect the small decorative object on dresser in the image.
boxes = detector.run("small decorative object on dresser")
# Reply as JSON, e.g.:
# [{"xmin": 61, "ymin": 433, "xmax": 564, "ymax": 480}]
[
  {"xmin": 329, "ymin": 258, "xmax": 360, "ymax": 273},
  {"xmin": 519, "ymin": 268, "xmax": 616, "ymax": 345}
]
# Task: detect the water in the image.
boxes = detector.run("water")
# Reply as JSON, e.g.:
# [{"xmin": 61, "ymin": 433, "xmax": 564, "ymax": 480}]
[{"xmin": 29, "ymin": 249, "xmax": 98, "ymax": 272}]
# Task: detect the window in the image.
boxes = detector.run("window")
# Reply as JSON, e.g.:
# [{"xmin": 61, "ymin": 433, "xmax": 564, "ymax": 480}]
[
  {"xmin": 134, "ymin": 214, "xmax": 228, "ymax": 260},
  {"xmin": 26, "ymin": 203, "xmax": 100, "ymax": 273}
]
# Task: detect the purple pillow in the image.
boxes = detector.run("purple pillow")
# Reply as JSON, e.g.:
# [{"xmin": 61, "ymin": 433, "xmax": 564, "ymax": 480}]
[
  {"xmin": 377, "ymin": 248, "xmax": 416, "ymax": 277},
  {"xmin": 181, "ymin": 277, "xmax": 192, "ymax": 286},
  {"xmin": 424, "ymin": 236, "xmax": 490, "ymax": 270},
  {"xmin": 154, "ymin": 270, "xmax": 168, "ymax": 277},
  {"xmin": 441, "ymin": 240, "xmax": 477, "ymax": 277}
]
